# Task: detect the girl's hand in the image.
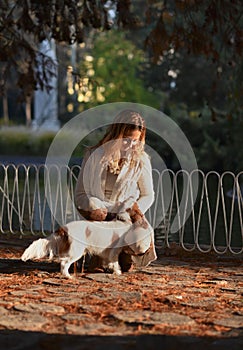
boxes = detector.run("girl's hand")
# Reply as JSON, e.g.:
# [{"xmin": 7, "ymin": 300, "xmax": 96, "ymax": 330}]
[
  {"xmin": 90, "ymin": 208, "xmax": 107, "ymax": 221},
  {"xmin": 117, "ymin": 211, "xmax": 132, "ymax": 224}
]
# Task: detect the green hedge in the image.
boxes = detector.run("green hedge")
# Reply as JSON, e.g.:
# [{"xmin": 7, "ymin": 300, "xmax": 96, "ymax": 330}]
[
  {"xmin": 1, "ymin": 115, "xmax": 242, "ymax": 172},
  {"xmin": 0, "ymin": 128, "xmax": 56, "ymax": 156},
  {"xmin": 0, "ymin": 127, "xmax": 105, "ymax": 158}
]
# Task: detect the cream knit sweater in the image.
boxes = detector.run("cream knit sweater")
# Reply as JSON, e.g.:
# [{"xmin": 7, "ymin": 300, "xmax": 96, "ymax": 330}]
[{"xmin": 74, "ymin": 146, "xmax": 154, "ymax": 215}]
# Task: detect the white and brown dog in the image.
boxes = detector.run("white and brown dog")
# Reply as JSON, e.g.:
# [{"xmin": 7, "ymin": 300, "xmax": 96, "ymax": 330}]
[{"xmin": 21, "ymin": 218, "xmax": 153, "ymax": 278}]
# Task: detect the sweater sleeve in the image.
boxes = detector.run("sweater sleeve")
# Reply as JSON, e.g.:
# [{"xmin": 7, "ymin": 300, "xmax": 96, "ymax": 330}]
[
  {"xmin": 136, "ymin": 153, "xmax": 155, "ymax": 214},
  {"xmin": 74, "ymin": 148, "xmax": 108, "ymax": 211},
  {"xmin": 74, "ymin": 148, "xmax": 91, "ymax": 210}
]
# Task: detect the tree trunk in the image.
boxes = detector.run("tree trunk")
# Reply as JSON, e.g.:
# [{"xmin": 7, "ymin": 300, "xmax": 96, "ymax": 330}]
[
  {"xmin": 3, "ymin": 95, "xmax": 9, "ymax": 125},
  {"xmin": 25, "ymin": 96, "xmax": 32, "ymax": 127}
]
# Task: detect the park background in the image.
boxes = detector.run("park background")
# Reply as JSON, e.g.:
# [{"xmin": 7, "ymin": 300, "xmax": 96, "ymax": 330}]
[
  {"xmin": 0, "ymin": 0, "xmax": 243, "ymax": 173},
  {"xmin": 0, "ymin": 3, "xmax": 242, "ymax": 345}
]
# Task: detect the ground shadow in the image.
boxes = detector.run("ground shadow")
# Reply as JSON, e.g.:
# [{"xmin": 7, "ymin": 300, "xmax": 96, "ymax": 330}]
[
  {"xmin": 0, "ymin": 329, "xmax": 242, "ymax": 350},
  {"xmin": 0, "ymin": 258, "xmax": 60, "ymax": 275},
  {"xmin": 0, "ymin": 254, "xmax": 242, "ymax": 276}
]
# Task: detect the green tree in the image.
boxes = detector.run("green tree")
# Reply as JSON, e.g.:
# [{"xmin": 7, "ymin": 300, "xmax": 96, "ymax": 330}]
[
  {"xmin": 75, "ymin": 31, "xmax": 160, "ymax": 110},
  {"xmin": 1, "ymin": 0, "xmax": 243, "ymax": 120}
]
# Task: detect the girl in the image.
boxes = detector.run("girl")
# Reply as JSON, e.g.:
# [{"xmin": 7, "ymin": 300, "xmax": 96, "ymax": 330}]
[{"xmin": 74, "ymin": 109, "xmax": 156, "ymax": 271}]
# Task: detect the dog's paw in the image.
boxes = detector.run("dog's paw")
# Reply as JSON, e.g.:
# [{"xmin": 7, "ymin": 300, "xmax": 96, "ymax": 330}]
[
  {"xmin": 114, "ymin": 269, "xmax": 122, "ymax": 276},
  {"xmin": 61, "ymin": 272, "xmax": 72, "ymax": 279},
  {"xmin": 108, "ymin": 262, "xmax": 122, "ymax": 275}
]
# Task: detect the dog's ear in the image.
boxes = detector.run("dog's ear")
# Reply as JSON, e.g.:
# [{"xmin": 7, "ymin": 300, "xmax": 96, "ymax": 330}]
[
  {"xmin": 131, "ymin": 202, "xmax": 140, "ymax": 213},
  {"xmin": 128, "ymin": 202, "xmax": 144, "ymax": 220},
  {"xmin": 134, "ymin": 217, "xmax": 148, "ymax": 229},
  {"xmin": 126, "ymin": 202, "xmax": 139, "ymax": 217},
  {"xmin": 126, "ymin": 204, "xmax": 148, "ymax": 228}
]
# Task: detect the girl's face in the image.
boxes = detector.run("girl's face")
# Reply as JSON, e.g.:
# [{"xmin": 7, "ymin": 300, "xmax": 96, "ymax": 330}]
[{"xmin": 121, "ymin": 129, "xmax": 142, "ymax": 152}]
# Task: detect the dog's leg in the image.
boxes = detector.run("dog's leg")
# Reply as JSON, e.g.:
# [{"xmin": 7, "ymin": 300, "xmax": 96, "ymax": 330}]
[
  {"xmin": 60, "ymin": 244, "xmax": 86, "ymax": 278},
  {"xmin": 60, "ymin": 259, "xmax": 73, "ymax": 278},
  {"xmin": 105, "ymin": 249, "xmax": 122, "ymax": 275},
  {"xmin": 81, "ymin": 254, "xmax": 86, "ymax": 273},
  {"xmin": 61, "ymin": 257, "xmax": 82, "ymax": 278},
  {"xmin": 60, "ymin": 256, "xmax": 79, "ymax": 278},
  {"xmin": 73, "ymin": 261, "xmax": 77, "ymax": 276}
]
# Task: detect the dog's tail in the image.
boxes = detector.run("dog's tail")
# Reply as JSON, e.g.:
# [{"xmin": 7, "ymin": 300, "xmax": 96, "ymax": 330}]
[
  {"xmin": 21, "ymin": 237, "xmax": 51, "ymax": 261},
  {"xmin": 21, "ymin": 226, "xmax": 70, "ymax": 261}
]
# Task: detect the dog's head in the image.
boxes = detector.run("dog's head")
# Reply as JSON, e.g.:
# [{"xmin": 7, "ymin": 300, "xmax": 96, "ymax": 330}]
[{"xmin": 123, "ymin": 223, "xmax": 152, "ymax": 256}]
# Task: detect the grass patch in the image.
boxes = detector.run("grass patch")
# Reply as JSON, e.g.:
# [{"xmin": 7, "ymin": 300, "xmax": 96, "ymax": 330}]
[
  {"xmin": 0, "ymin": 128, "xmax": 57, "ymax": 156},
  {"xmin": 0, "ymin": 126, "xmax": 105, "ymax": 158}
]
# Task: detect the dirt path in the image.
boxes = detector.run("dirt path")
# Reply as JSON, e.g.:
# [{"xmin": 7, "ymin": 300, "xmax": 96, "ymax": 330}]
[{"xmin": 0, "ymin": 236, "xmax": 242, "ymax": 349}]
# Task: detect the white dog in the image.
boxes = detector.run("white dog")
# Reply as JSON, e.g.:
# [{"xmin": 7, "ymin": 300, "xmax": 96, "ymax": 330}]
[{"xmin": 21, "ymin": 220, "xmax": 153, "ymax": 278}]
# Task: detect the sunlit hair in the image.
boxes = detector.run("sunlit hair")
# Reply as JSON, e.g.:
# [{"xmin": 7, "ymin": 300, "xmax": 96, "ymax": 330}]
[{"xmin": 92, "ymin": 110, "xmax": 146, "ymax": 173}]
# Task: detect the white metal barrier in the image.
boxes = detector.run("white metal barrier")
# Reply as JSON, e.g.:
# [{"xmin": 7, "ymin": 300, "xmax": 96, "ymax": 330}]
[{"xmin": 0, "ymin": 164, "xmax": 242, "ymax": 254}]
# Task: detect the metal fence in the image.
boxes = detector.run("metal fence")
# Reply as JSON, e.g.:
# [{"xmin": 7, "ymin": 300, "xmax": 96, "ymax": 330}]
[{"xmin": 0, "ymin": 164, "xmax": 242, "ymax": 255}]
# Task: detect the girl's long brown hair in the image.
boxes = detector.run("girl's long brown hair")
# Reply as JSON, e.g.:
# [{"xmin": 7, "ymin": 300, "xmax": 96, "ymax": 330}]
[
  {"xmin": 91, "ymin": 109, "xmax": 146, "ymax": 173},
  {"xmin": 98, "ymin": 109, "xmax": 146, "ymax": 145}
]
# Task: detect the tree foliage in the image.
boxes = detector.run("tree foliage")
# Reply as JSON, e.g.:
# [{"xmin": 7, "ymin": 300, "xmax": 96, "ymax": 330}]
[
  {"xmin": 77, "ymin": 31, "xmax": 160, "ymax": 109},
  {"xmin": 144, "ymin": 0, "xmax": 243, "ymax": 119},
  {"xmin": 0, "ymin": 0, "xmax": 143, "ymax": 97},
  {"xmin": 0, "ymin": 0, "xmax": 243, "ymax": 117},
  {"xmin": 145, "ymin": 0, "xmax": 243, "ymax": 63}
]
